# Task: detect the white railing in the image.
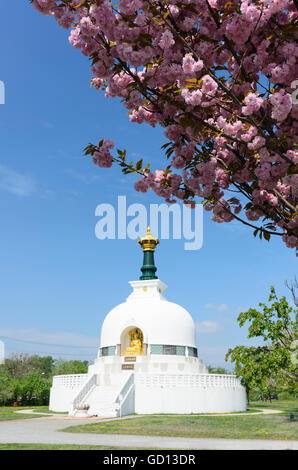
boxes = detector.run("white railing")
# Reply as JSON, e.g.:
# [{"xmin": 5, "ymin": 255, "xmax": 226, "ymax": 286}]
[
  {"xmin": 115, "ymin": 373, "xmax": 135, "ymax": 417},
  {"xmin": 71, "ymin": 374, "xmax": 97, "ymax": 413},
  {"xmin": 52, "ymin": 374, "xmax": 88, "ymax": 389},
  {"xmin": 135, "ymin": 373, "xmax": 241, "ymax": 388}
]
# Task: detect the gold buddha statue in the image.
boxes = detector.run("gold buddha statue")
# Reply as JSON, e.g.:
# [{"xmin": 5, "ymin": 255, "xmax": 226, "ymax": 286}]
[{"xmin": 124, "ymin": 328, "xmax": 143, "ymax": 356}]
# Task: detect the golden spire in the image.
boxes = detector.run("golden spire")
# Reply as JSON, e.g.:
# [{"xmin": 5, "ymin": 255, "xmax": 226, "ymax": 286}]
[{"xmin": 138, "ymin": 227, "xmax": 159, "ymax": 252}]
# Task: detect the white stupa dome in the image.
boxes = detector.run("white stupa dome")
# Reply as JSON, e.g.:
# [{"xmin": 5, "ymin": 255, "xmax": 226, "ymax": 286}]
[{"xmin": 100, "ymin": 279, "xmax": 197, "ymax": 349}]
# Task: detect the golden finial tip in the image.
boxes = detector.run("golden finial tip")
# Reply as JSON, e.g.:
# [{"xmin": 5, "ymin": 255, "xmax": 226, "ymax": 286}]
[{"xmin": 138, "ymin": 227, "xmax": 159, "ymax": 251}]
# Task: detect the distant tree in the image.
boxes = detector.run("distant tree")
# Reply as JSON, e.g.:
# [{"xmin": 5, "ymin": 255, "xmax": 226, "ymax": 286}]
[
  {"xmin": 4, "ymin": 354, "xmax": 88, "ymax": 379},
  {"xmin": 53, "ymin": 359, "xmax": 89, "ymax": 375},
  {"xmin": 0, "ymin": 354, "xmax": 90, "ymax": 406},
  {"xmin": 0, "ymin": 366, "xmax": 14, "ymax": 405},
  {"xmin": 18, "ymin": 370, "xmax": 51, "ymax": 405},
  {"xmin": 4, "ymin": 353, "xmax": 40, "ymax": 379},
  {"xmin": 33, "ymin": 356, "xmax": 55, "ymax": 378},
  {"xmin": 207, "ymin": 366, "xmax": 228, "ymax": 375},
  {"xmin": 226, "ymin": 286, "xmax": 297, "ymax": 402}
]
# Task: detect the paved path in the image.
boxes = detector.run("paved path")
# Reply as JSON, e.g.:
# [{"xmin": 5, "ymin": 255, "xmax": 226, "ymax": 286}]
[
  {"xmin": 14, "ymin": 408, "xmax": 282, "ymax": 417},
  {"xmin": 0, "ymin": 416, "xmax": 297, "ymax": 450},
  {"xmin": 14, "ymin": 409, "xmax": 68, "ymax": 417}
]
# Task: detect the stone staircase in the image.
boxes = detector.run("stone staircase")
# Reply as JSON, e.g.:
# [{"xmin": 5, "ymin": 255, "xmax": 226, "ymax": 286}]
[
  {"xmin": 69, "ymin": 373, "xmax": 134, "ymax": 418},
  {"xmin": 87, "ymin": 385, "xmax": 122, "ymax": 417}
]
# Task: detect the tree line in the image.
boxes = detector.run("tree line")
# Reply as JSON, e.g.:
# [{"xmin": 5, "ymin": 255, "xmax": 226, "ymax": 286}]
[{"xmin": 0, "ymin": 355, "xmax": 89, "ymax": 406}]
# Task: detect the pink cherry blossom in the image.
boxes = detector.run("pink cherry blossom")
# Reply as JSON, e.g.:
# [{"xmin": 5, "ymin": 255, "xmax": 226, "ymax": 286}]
[
  {"xmin": 159, "ymin": 30, "xmax": 175, "ymax": 50},
  {"xmin": 32, "ymin": 0, "xmax": 298, "ymax": 251}
]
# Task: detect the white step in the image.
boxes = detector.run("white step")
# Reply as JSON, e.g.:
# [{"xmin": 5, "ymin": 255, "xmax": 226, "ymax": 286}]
[{"xmin": 80, "ymin": 385, "xmax": 120, "ymax": 417}]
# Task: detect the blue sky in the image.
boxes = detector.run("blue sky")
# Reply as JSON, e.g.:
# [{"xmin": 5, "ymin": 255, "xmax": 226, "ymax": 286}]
[{"xmin": 0, "ymin": 3, "xmax": 296, "ymax": 368}]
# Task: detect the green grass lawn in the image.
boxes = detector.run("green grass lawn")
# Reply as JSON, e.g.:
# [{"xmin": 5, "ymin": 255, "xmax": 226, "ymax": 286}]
[
  {"xmin": 250, "ymin": 400, "xmax": 298, "ymax": 414},
  {"xmin": 30, "ymin": 406, "xmax": 67, "ymax": 414},
  {"xmin": 62, "ymin": 400, "xmax": 298, "ymax": 441},
  {"xmin": 0, "ymin": 407, "xmax": 45, "ymax": 421},
  {"xmin": 0, "ymin": 443, "xmax": 165, "ymax": 450},
  {"xmin": 0, "ymin": 406, "xmax": 67, "ymax": 420}
]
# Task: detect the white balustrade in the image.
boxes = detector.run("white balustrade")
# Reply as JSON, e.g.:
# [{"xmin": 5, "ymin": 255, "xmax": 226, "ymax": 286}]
[
  {"xmin": 135, "ymin": 373, "xmax": 241, "ymax": 389},
  {"xmin": 52, "ymin": 374, "xmax": 88, "ymax": 389},
  {"xmin": 115, "ymin": 373, "xmax": 135, "ymax": 417},
  {"xmin": 72, "ymin": 374, "xmax": 97, "ymax": 410}
]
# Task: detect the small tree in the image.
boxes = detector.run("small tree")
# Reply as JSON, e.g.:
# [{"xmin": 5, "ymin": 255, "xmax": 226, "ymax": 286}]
[
  {"xmin": 227, "ymin": 345, "xmax": 284, "ymax": 402},
  {"xmin": 226, "ymin": 286, "xmax": 297, "ymax": 403}
]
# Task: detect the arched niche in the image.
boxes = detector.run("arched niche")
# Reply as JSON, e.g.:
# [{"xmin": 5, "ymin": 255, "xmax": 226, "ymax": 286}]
[{"xmin": 120, "ymin": 326, "xmax": 147, "ymax": 356}]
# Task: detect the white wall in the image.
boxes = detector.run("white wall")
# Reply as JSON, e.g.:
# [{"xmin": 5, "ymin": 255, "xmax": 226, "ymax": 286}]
[
  {"xmin": 91, "ymin": 354, "xmax": 208, "ymax": 375},
  {"xmin": 49, "ymin": 374, "xmax": 88, "ymax": 412},
  {"xmin": 49, "ymin": 386, "xmax": 79, "ymax": 412},
  {"xmin": 134, "ymin": 373, "xmax": 246, "ymax": 414},
  {"xmin": 134, "ymin": 385, "xmax": 246, "ymax": 414}
]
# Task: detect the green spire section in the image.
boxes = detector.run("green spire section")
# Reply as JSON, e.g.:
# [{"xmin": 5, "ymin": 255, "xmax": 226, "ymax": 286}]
[
  {"xmin": 140, "ymin": 250, "xmax": 158, "ymax": 280},
  {"xmin": 138, "ymin": 227, "xmax": 159, "ymax": 281}
]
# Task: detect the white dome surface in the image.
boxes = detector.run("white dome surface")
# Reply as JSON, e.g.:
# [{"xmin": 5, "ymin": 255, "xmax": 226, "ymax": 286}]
[{"xmin": 100, "ymin": 279, "xmax": 196, "ymax": 348}]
